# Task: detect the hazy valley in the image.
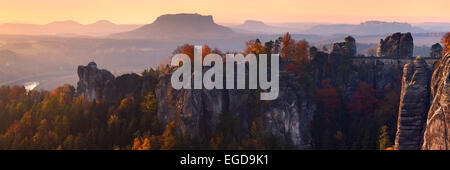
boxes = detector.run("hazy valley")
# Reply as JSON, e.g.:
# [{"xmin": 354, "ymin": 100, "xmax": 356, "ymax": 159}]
[{"xmin": 0, "ymin": 13, "xmax": 447, "ymax": 91}]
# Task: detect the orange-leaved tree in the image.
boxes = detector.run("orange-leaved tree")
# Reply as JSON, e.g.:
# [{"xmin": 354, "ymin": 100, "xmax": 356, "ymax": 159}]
[{"xmin": 442, "ymin": 32, "xmax": 450, "ymax": 54}]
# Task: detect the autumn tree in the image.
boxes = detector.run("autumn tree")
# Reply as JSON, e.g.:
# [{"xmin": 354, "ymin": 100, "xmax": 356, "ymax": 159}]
[
  {"xmin": 311, "ymin": 79, "xmax": 342, "ymax": 149},
  {"xmin": 442, "ymin": 32, "xmax": 450, "ymax": 54},
  {"xmin": 377, "ymin": 125, "xmax": 391, "ymax": 150},
  {"xmin": 281, "ymin": 32, "xmax": 295, "ymax": 59},
  {"xmin": 173, "ymin": 44, "xmax": 194, "ymax": 61},
  {"xmin": 202, "ymin": 45, "xmax": 212, "ymax": 57},
  {"xmin": 245, "ymin": 39, "xmax": 264, "ymax": 55},
  {"xmin": 294, "ymin": 40, "xmax": 309, "ymax": 64},
  {"xmin": 160, "ymin": 121, "xmax": 176, "ymax": 150},
  {"xmin": 348, "ymin": 82, "xmax": 380, "ymax": 116},
  {"xmin": 140, "ymin": 93, "xmax": 162, "ymax": 134},
  {"xmin": 132, "ymin": 137, "xmax": 151, "ymax": 150},
  {"xmin": 347, "ymin": 82, "xmax": 381, "ymax": 149}
]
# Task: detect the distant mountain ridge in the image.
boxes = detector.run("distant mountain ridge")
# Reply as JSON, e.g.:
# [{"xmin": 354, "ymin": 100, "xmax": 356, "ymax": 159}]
[
  {"xmin": 231, "ymin": 20, "xmax": 319, "ymax": 34},
  {"xmin": 110, "ymin": 13, "xmax": 235, "ymax": 39},
  {"xmin": 304, "ymin": 21, "xmax": 426, "ymax": 35},
  {"xmin": 0, "ymin": 20, "xmax": 142, "ymax": 37},
  {"xmin": 1, "ymin": 14, "xmax": 447, "ymax": 38},
  {"xmin": 233, "ymin": 20, "xmax": 285, "ymax": 34},
  {"xmin": 412, "ymin": 22, "xmax": 450, "ymax": 32}
]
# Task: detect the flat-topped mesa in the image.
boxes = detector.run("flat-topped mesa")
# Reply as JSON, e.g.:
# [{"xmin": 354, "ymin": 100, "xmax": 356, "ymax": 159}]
[
  {"xmin": 394, "ymin": 56, "xmax": 431, "ymax": 150},
  {"xmin": 110, "ymin": 13, "xmax": 233, "ymax": 39},
  {"xmin": 377, "ymin": 32, "xmax": 414, "ymax": 58},
  {"xmin": 430, "ymin": 43, "xmax": 443, "ymax": 58},
  {"xmin": 153, "ymin": 13, "xmax": 215, "ymax": 26}
]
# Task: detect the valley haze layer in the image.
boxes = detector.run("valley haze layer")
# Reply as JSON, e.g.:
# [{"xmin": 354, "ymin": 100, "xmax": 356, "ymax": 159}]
[{"xmin": 0, "ymin": 13, "xmax": 447, "ymax": 90}]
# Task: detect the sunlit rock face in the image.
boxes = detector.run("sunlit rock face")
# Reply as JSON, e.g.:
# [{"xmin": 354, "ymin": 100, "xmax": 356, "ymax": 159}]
[
  {"xmin": 422, "ymin": 52, "xmax": 450, "ymax": 150},
  {"xmin": 394, "ymin": 53, "xmax": 450, "ymax": 150},
  {"xmin": 395, "ymin": 56, "xmax": 430, "ymax": 150},
  {"xmin": 377, "ymin": 32, "xmax": 414, "ymax": 58},
  {"xmin": 76, "ymin": 62, "xmax": 115, "ymax": 101}
]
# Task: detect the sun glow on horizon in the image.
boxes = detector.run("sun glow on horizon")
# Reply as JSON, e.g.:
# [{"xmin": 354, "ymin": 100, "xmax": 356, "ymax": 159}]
[{"xmin": 0, "ymin": 0, "xmax": 449, "ymax": 25}]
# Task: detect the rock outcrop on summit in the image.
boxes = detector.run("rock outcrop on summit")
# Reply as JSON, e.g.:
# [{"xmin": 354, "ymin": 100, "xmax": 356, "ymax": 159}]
[
  {"xmin": 377, "ymin": 32, "xmax": 414, "ymax": 58},
  {"xmin": 76, "ymin": 62, "xmax": 115, "ymax": 101},
  {"xmin": 394, "ymin": 57, "xmax": 430, "ymax": 150},
  {"xmin": 330, "ymin": 36, "xmax": 357, "ymax": 57},
  {"xmin": 430, "ymin": 43, "xmax": 443, "ymax": 58},
  {"xmin": 76, "ymin": 62, "xmax": 156, "ymax": 103}
]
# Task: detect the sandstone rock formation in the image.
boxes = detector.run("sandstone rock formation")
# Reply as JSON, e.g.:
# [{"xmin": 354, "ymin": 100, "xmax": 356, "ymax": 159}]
[
  {"xmin": 422, "ymin": 52, "xmax": 450, "ymax": 150},
  {"xmin": 155, "ymin": 69, "xmax": 226, "ymax": 139},
  {"xmin": 154, "ymin": 64, "xmax": 314, "ymax": 149},
  {"xmin": 77, "ymin": 62, "xmax": 115, "ymax": 100},
  {"xmin": 430, "ymin": 43, "xmax": 443, "ymax": 58},
  {"xmin": 345, "ymin": 36, "xmax": 357, "ymax": 57},
  {"xmin": 395, "ymin": 56, "xmax": 430, "ymax": 150},
  {"xmin": 330, "ymin": 36, "xmax": 357, "ymax": 57},
  {"xmin": 263, "ymin": 72, "xmax": 314, "ymax": 149},
  {"xmin": 76, "ymin": 62, "xmax": 156, "ymax": 102},
  {"xmin": 377, "ymin": 32, "xmax": 414, "ymax": 58}
]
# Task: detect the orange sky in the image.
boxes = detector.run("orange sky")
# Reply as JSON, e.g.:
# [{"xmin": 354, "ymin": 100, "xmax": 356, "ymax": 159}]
[{"xmin": 0, "ymin": 0, "xmax": 449, "ymax": 24}]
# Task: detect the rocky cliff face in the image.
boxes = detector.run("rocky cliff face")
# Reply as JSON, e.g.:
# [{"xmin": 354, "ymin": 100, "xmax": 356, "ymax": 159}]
[
  {"xmin": 394, "ymin": 56, "xmax": 430, "ymax": 150},
  {"xmin": 77, "ymin": 62, "xmax": 115, "ymax": 101},
  {"xmin": 430, "ymin": 43, "xmax": 443, "ymax": 58},
  {"xmin": 76, "ymin": 61, "xmax": 313, "ymax": 149},
  {"xmin": 155, "ymin": 69, "xmax": 226, "ymax": 139},
  {"xmin": 263, "ymin": 72, "xmax": 314, "ymax": 148},
  {"xmin": 377, "ymin": 32, "xmax": 414, "ymax": 58},
  {"xmin": 330, "ymin": 36, "xmax": 357, "ymax": 57},
  {"xmin": 422, "ymin": 52, "xmax": 450, "ymax": 150},
  {"xmin": 155, "ymin": 66, "xmax": 314, "ymax": 149},
  {"xmin": 77, "ymin": 62, "xmax": 155, "ymax": 103}
]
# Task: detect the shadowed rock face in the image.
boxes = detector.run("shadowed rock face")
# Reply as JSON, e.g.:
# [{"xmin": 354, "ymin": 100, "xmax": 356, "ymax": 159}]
[
  {"xmin": 155, "ymin": 69, "xmax": 226, "ymax": 139},
  {"xmin": 155, "ymin": 65, "xmax": 314, "ymax": 149},
  {"xmin": 76, "ymin": 62, "xmax": 155, "ymax": 103},
  {"xmin": 330, "ymin": 36, "xmax": 357, "ymax": 57},
  {"xmin": 395, "ymin": 56, "xmax": 430, "ymax": 150},
  {"xmin": 263, "ymin": 72, "xmax": 314, "ymax": 149},
  {"xmin": 377, "ymin": 32, "xmax": 414, "ymax": 58},
  {"xmin": 430, "ymin": 43, "xmax": 443, "ymax": 58},
  {"xmin": 422, "ymin": 52, "xmax": 450, "ymax": 150}
]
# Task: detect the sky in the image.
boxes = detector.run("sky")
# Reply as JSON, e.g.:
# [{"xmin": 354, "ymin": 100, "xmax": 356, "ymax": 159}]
[{"xmin": 0, "ymin": 0, "xmax": 449, "ymax": 24}]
